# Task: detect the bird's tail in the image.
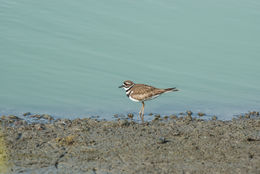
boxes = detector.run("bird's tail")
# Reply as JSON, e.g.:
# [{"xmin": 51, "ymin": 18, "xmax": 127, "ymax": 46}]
[{"xmin": 164, "ymin": 87, "xmax": 179, "ymax": 93}]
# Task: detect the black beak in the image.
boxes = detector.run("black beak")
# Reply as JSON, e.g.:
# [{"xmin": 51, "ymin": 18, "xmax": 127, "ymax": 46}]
[{"xmin": 118, "ymin": 85, "xmax": 124, "ymax": 88}]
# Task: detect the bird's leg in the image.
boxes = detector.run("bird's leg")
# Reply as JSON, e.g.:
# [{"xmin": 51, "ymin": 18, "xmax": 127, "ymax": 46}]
[
  {"xmin": 139, "ymin": 106, "xmax": 142, "ymax": 121},
  {"xmin": 141, "ymin": 101, "xmax": 145, "ymax": 122}
]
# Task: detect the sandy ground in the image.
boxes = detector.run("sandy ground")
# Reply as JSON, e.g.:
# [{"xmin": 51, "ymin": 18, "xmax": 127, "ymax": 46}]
[{"xmin": 0, "ymin": 112, "xmax": 260, "ymax": 174}]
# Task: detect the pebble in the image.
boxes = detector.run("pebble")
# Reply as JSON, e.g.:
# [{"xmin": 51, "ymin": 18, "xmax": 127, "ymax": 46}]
[
  {"xmin": 245, "ymin": 114, "xmax": 250, "ymax": 119},
  {"xmin": 23, "ymin": 112, "xmax": 31, "ymax": 116},
  {"xmin": 249, "ymin": 111, "xmax": 257, "ymax": 116},
  {"xmin": 198, "ymin": 112, "xmax": 205, "ymax": 117},
  {"xmin": 1, "ymin": 115, "xmax": 6, "ymax": 120},
  {"xmin": 169, "ymin": 115, "xmax": 177, "ymax": 120},
  {"xmin": 113, "ymin": 114, "xmax": 119, "ymax": 118},
  {"xmin": 8, "ymin": 115, "xmax": 21, "ymax": 120},
  {"xmin": 158, "ymin": 137, "xmax": 169, "ymax": 144},
  {"xmin": 30, "ymin": 115, "xmax": 42, "ymax": 119},
  {"xmin": 212, "ymin": 116, "xmax": 218, "ymax": 120},
  {"xmin": 8, "ymin": 119, "xmax": 15, "ymax": 123},
  {"xmin": 127, "ymin": 113, "xmax": 134, "ymax": 119},
  {"xmin": 185, "ymin": 115, "xmax": 192, "ymax": 121},
  {"xmin": 154, "ymin": 114, "xmax": 161, "ymax": 118},
  {"xmin": 153, "ymin": 117, "xmax": 160, "ymax": 121},
  {"xmin": 41, "ymin": 114, "xmax": 54, "ymax": 121},
  {"xmin": 14, "ymin": 120, "xmax": 27, "ymax": 126},
  {"xmin": 118, "ymin": 119, "xmax": 130, "ymax": 127},
  {"xmin": 186, "ymin": 110, "xmax": 193, "ymax": 116},
  {"xmin": 178, "ymin": 116, "xmax": 184, "ymax": 120},
  {"xmin": 164, "ymin": 116, "xmax": 169, "ymax": 120}
]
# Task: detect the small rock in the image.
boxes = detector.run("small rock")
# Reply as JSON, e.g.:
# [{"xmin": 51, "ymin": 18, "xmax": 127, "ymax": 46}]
[
  {"xmin": 113, "ymin": 114, "xmax": 119, "ymax": 118},
  {"xmin": 34, "ymin": 124, "xmax": 45, "ymax": 130},
  {"xmin": 158, "ymin": 137, "xmax": 169, "ymax": 144},
  {"xmin": 8, "ymin": 119, "xmax": 15, "ymax": 123},
  {"xmin": 245, "ymin": 114, "xmax": 250, "ymax": 119},
  {"xmin": 23, "ymin": 112, "xmax": 31, "ymax": 116},
  {"xmin": 153, "ymin": 117, "xmax": 160, "ymax": 121},
  {"xmin": 172, "ymin": 131, "xmax": 181, "ymax": 136},
  {"xmin": 169, "ymin": 115, "xmax": 177, "ymax": 120},
  {"xmin": 16, "ymin": 133, "xmax": 22, "ymax": 140},
  {"xmin": 251, "ymin": 111, "xmax": 256, "ymax": 115},
  {"xmin": 56, "ymin": 135, "xmax": 75, "ymax": 146},
  {"xmin": 14, "ymin": 120, "xmax": 27, "ymax": 126},
  {"xmin": 30, "ymin": 114, "xmax": 42, "ymax": 119},
  {"xmin": 8, "ymin": 115, "xmax": 20, "ymax": 120},
  {"xmin": 185, "ymin": 115, "xmax": 192, "ymax": 121},
  {"xmin": 186, "ymin": 110, "xmax": 193, "ymax": 116},
  {"xmin": 164, "ymin": 116, "xmax": 169, "ymax": 120},
  {"xmin": 178, "ymin": 116, "xmax": 184, "ymax": 120},
  {"xmin": 118, "ymin": 119, "xmax": 129, "ymax": 127},
  {"xmin": 1, "ymin": 115, "xmax": 6, "ymax": 120},
  {"xmin": 41, "ymin": 114, "xmax": 54, "ymax": 121},
  {"xmin": 127, "ymin": 113, "xmax": 134, "ymax": 119},
  {"xmin": 212, "ymin": 116, "xmax": 218, "ymax": 120},
  {"xmin": 149, "ymin": 113, "xmax": 153, "ymax": 116},
  {"xmin": 154, "ymin": 114, "xmax": 161, "ymax": 118},
  {"xmin": 198, "ymin": 112, "xmax": 205, "ymax": 117}
]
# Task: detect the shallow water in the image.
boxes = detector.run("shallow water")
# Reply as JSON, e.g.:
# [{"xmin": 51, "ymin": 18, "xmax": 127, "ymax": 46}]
[{"xmin": 1, "ymin": 0, "xmax": 260, "ymax": 120}]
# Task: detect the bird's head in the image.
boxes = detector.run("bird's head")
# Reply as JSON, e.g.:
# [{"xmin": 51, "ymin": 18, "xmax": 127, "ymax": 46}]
[{"xmin": 119, "ymin": 80, "xmax": 135, "ymax": 90}]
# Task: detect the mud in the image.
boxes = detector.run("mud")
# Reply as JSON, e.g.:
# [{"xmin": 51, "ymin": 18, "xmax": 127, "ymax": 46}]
[{"xmin": 0, "ymin": 112, "xmax": 260, "ymax": 174}]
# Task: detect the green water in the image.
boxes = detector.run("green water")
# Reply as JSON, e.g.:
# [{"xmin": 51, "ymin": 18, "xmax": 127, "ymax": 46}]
[{"xmin": 1, "ymin": 0, "xmax": 260, "ymax": 120}]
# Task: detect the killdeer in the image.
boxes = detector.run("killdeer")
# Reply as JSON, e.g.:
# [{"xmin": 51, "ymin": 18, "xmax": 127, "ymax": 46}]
[{"xmin": 119, "ymin": 80, "xmax": 179, "ymax": 122}]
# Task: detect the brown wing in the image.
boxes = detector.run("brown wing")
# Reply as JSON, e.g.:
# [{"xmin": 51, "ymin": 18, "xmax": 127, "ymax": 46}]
[{"xmin": 131, "ymin": 84, "xmax": 165, "ymax": 101}]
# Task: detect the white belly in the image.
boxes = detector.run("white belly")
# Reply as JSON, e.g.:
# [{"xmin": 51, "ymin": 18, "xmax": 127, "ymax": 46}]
[
  {"xmin": 129, "ymin": 95, "xmax": 140, "ymax": 102},
  {"xmin": 128, "ymin": 94, "xmax": 160, "ymax": 102}
]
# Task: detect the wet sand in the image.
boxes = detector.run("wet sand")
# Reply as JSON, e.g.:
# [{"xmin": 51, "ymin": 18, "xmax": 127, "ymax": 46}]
[{"xmin": 0, "ymin": 112, "xmax": 260, "ymax": 174}]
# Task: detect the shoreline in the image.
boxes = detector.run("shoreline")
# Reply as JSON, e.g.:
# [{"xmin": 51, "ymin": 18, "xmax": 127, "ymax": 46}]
[
  {"xmin": 0, "ymin": 112, "xmax": 260, "ymax": 173},
  {"xmin": 1, "ymin": 110, "xmax": 259, "ymax": 123}
]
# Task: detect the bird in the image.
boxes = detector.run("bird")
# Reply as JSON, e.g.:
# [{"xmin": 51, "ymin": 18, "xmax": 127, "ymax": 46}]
[{"xmin": 119, "ymin": 80, "xmax": 179, "ymax": 122}]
